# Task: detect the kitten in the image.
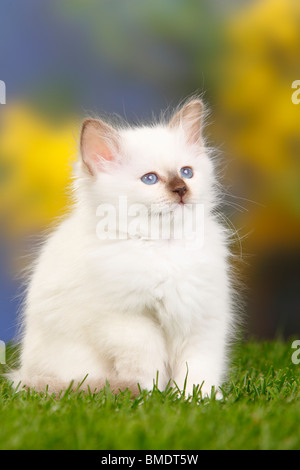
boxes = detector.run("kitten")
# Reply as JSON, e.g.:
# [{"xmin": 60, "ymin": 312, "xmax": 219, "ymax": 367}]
[{"xmin": 9, "ymin": 97, "xmax": 234, "ymax": 397}]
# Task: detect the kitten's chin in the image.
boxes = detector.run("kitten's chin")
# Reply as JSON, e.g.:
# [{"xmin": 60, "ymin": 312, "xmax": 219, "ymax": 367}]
[
  {"xmin": 150, "ymin": 203, "xmax": 177, "ymax": 215},
  {"xmin": 150, "ymin": 202, "xmax": 185, "ymax": 216}
]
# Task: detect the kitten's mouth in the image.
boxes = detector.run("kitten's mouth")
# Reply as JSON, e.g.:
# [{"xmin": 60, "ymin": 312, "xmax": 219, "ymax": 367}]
[{"xmin": 169, "ymin": 195, "xmax": 188, "ymax": 208}]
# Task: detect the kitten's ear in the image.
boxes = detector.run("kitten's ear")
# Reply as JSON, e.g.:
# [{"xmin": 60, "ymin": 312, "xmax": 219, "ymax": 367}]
[
  {"xmin": 80, "ymin": 119, "xmax": 120, "ymax": 175},
  {"xmin": 169, "ymin": 99, "xmax": 203, "ymax": 146}
]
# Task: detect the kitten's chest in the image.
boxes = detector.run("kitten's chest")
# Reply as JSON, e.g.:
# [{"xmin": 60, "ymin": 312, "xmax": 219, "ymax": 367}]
[
  {"xmin": 142, "ymin": 241, "xmax": 209, "ymax": 336},
  {"xmin": 90, "ymin": 239, "xmax": 205, "ymax": 312}
]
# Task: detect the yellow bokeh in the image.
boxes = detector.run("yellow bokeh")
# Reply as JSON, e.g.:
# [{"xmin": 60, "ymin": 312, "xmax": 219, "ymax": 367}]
[
  {"xmin": 0, "ymin": 103, "xmax": 79, "ymax": 238},
  {"xmin": 217, "ymin": 0, "xmax": 300, "ymax": 250}
]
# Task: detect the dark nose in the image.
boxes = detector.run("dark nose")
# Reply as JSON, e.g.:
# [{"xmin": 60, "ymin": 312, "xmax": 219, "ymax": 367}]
[{"xmin": 172, "ymin": 185, "xmax": 187, "ymax": 198}]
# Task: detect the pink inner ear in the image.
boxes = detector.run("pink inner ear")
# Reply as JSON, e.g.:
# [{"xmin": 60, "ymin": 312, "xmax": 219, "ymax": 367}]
[
  {"xmin": 169, "ymin": 99, "xmax": 203, "ymax": 146},
  {"xmin": 88, "ymin": 139, "xmax": 114, "ymax": 162},
  {"xmin": 90, "ymin": 153, "xmax": 114, "ymax": 174},
  {"xmin": 84, "ymin": 140, "xmax": 114, "ymax": 174},
  {"xmin": 81, "ymin": 120, "xmax": 117, "ymax": 175}
]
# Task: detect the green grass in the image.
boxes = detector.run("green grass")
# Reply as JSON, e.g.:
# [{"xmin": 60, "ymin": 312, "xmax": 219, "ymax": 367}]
[{"xmin": 0, "ymin": 339, "xmax": 299, "ymax": 450}]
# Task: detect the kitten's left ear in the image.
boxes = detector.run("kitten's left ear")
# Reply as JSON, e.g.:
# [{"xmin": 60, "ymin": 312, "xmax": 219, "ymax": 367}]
[
  {"xmin": 169, "ymin": 98, "xmax": 203, "ymax": 146},
  {"xmin": 80, "ymin": 118, "xmax": 120, "ymax": 175}
]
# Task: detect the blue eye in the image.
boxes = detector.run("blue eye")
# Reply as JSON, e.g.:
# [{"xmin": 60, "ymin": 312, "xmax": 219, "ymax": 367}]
[
  {"xmin": 180, "ymin": 167, "xmax": 193, "ymax": 179},
  {"xmin": 141, "ymin": 173, "xmax": 158, "ymax": 185}
]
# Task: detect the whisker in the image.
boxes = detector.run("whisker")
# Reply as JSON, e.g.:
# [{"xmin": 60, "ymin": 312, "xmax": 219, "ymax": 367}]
[
  {"xmin": 213, "ymin": 209, "xmax": 246, "ymax": 259},
  {"xmin": 222, "ymin": 191, "xmax": 265, "ymax": 209},
  {"xmin": 221, "ymin": 199, "xmax": 248, "ymax": 214}
]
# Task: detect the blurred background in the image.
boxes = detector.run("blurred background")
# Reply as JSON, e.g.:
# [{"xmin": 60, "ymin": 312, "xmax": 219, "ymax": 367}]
[{"xmin": 0, "ymin": 0, "xmax": 300, "ymax": 343}]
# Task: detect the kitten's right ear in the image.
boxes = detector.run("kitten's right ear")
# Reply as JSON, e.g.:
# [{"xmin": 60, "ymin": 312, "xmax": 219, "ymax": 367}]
[
  {"xmin": 80, "ymin": 119, "xmax": 120, "ymax": 175},
  {"xmin": 169, "ymin": 98, "xmax": 203, "ymax": 146}
]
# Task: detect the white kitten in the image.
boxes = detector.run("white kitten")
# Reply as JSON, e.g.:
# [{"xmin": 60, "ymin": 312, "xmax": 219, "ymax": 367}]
[{"xmin": 9, "ymin": 98, "xmax": 234, "ymax": 397}]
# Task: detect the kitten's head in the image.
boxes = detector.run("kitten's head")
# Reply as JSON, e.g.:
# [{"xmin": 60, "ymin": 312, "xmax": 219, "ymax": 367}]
[{"xmin": 78, "ymin": 98, "xmax": 216, "ymax": 216}]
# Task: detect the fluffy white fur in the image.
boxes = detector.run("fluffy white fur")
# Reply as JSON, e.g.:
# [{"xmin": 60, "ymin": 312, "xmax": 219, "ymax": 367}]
[{"xmin": 9, "ymin": 98, "xmax": 234, "ymax": 397}]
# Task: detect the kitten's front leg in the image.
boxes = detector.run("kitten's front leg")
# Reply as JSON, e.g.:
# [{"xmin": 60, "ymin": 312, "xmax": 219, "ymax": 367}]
[
  {"xmin": 173, "ymin": 327, "xmax": 228, "ymax": 399},
  {"xmin": 106, "ymin": 314, "xmax": 169, "ymax": 391}
]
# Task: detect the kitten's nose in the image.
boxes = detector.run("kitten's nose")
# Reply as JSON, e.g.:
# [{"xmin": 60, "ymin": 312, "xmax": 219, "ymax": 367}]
[{"xmin": 172, "ymin": 185, "xmax": 187, "ymax": 198}]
